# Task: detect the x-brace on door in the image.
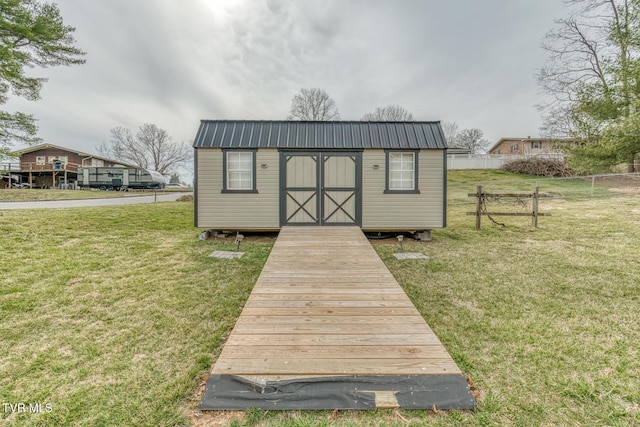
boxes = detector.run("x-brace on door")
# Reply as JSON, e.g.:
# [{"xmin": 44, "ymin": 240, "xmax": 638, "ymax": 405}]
[{"xmin": 280, "ymin": 152, "xmax": 361, "ymax": 226}]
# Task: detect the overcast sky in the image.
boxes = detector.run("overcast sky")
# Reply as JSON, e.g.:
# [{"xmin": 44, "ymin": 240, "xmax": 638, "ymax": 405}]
[{"xmin": 7, "ymin": 0, "xmax": 570, "ymax": 159}]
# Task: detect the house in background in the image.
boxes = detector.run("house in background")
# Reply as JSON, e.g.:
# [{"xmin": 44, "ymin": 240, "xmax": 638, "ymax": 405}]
[
  {"xmin": 193, "ymin": 120, "xmax": 448, "ymax": 240},
  {"xmin": 488, "ymin": 137, "xmax": 574, "ymax": 156},
  {"xmin": 9, "ymin": 143, "xmax": 135, "ymax": 188}
]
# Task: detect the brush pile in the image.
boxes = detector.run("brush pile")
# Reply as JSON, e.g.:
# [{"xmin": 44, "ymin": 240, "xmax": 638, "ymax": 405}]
[{"xmin": 501, "ymin": 158, "xmax": 573, "ymax": 177}]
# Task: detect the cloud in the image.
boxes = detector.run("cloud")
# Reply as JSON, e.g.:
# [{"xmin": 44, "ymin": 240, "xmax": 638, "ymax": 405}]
[{"xmin": 5, "ymin": 0, "xmax": 567, "ymax": 155}]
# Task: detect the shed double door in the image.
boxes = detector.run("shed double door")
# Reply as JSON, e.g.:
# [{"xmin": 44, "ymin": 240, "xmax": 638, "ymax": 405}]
[{"xmin": 281, "ymin": 152, "xmax": 361, "ymax": 226}]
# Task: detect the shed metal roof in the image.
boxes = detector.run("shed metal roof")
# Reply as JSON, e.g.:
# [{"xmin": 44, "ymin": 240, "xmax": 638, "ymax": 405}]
[{"xmin": 193, "ymin": 120, "xmax": 448, "ymax": 150}]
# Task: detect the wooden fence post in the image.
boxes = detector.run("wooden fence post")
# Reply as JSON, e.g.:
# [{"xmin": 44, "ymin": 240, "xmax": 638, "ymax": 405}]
[
  {"xmin": 467, "ymin": 186, "xmax": 549, "ymax": 228},
  {"xmin": 532, "ymin": 186, "xmax": 539, "ymax": 228},
  {"xmin": 475, "ymin": 185, "xmax": 483, "ymax": 230}
]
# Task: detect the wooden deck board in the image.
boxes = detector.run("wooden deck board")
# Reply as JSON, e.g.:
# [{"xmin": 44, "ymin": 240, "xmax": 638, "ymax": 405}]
[
  {"xmin": 219, "ymin": 345, "xmax": 451, "ymax": 359},
  {"xmin": 224, "ymin": 333, "xmax": 442, "ymax": 346},
  {"xmin": 244, "ymin": 300, "xmax": 416, "ymax": 308},
  {"xmin": 231, "ymin": 323, "xmax": 433, "ymax": 335},
  {"xmin": 210, "ymin": 226, "xmax": 462, "ymax": 377},
  {"xmin": 246, "ymin": 293, "xmax": 411, "ymax": 301},
  {"xmin": 213, "ymin": 358, "xmax": 459, "ymax": 375},
  {"xmin": 241, "ymin": 307, "xmax": 420, "ymax": 315},
  {"xmin": 235, "ymin": 315, "xmax": 427, "ymax": 324}
]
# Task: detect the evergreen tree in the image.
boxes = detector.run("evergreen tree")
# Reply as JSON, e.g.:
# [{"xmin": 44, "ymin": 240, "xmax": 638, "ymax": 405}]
[{"xmin": 0, "ymin": 0, "xmax": 85, "ymax": 151}]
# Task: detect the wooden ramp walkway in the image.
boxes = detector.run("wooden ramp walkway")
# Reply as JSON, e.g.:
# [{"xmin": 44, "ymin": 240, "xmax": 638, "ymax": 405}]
[{"xmin": 200, "ymin": 226, "xmax": 475, "ymax": 410}]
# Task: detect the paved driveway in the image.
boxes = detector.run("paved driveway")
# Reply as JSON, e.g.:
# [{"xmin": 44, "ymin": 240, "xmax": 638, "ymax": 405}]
[{"xmin": 0, "ymin": 192, "xmax": 193, "ymax": 210}]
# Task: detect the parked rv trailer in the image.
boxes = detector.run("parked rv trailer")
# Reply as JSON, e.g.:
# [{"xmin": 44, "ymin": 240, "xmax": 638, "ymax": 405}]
[{"xmin": 77, "ymin": 167, "xmax": 165, "ymax": 190}]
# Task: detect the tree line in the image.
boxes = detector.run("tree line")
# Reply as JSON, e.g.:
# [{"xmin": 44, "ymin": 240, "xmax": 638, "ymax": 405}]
[
  {"xmin": 287, "ymin": 87, "xmax": 489, "ymax": 153},
  {"xmin": 98, "ymin": 88, "xmax": 490, "ymax": 179}
]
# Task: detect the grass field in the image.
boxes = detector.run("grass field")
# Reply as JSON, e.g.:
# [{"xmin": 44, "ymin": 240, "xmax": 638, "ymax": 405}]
[
  {"xmin": 0, "ymin": 188, "xmax": 192, "ymax": 202},
  {"xmin": 447, "ymin": 171, "xmax": 639, "ymax": 205},
  {"xmin": 1, "ymin": 171, "xmax": 639, "ymax": 426}
]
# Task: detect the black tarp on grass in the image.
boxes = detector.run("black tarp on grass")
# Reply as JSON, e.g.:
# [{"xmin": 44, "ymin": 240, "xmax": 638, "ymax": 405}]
[{"xmin": 199, "ymin": 374, "xmax": 476, "ymax": 410}]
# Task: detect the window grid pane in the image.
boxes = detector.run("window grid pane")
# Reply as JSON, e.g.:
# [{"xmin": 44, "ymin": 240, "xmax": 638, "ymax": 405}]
[
  {"xmin": 227, "ymin": 152, "xmax": 253, "ymax": 190},
  {"xmin": 388, "ymin": 152, "xmax": 415, "ymax": 190}
]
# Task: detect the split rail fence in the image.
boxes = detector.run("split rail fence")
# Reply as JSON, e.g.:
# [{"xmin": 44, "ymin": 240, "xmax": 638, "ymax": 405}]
[{"xmin": 467, "ymin": 186, "xmax": 551, "ymax": 230}]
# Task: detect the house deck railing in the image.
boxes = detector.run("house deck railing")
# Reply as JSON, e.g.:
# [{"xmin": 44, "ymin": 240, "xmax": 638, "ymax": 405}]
[
  {"xmin": 10, "ymin": 162, "xmax": 81, "ymax": 173},
  {"xmin": 0, "ymin": 163, "xmax": 21, "ymax": 173}
]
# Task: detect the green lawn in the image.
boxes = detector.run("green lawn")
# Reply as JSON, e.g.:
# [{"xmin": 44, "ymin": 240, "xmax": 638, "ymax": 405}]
[
  {"xmin": 0, "ymin": 189, "xmax": 129, "ymax": 201},
  {"xmin": 0, "ymin": 188, "xmax": 191, "ymax": 202},
  {"xmin": 1, "ymin": 171, "xmax": 638, "ymax": 426},
  {"xmin": 446, "ymin": 170, "xmax": 627, "ymax": 205},
  {"xmin": 0, "ymin": 202, "xmax": 272, "ymax": 426},
  {"xmin": 374, "ymin": 198, "xmax": 640, "ymax": 426}
]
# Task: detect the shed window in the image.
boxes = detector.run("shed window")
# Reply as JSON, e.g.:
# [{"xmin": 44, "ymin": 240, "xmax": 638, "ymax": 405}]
[
  {"xmin": 385, "ymin": 151, "xmax": 419, "ymax": 194},
  {"xmin": 223, "ymin": 150, "xmax": 257, "ymax": 193}
]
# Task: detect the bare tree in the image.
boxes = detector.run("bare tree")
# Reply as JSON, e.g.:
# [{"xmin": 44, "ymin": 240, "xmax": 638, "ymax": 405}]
[
  {"xmin": 537, "ymin": 0, "xmax": 640, "ymax": 171},
  {"xmin": 441, "ymin": 121, "xmax": 460, "ymax": 146},
  {"xmin": 451, "ymin": 128, "xmax": 490, "ymax": 154},
  {"xmin": 98, "ymin": 124, "xmax": 192, "ymax": 175},
  {"xmin": 538, "ymin": 0, "xmax": 640, "ymax": 138},
  {"xmin": 361, "ymin": 105, "xmax": 413, "ymax": 121},
  {"xmin": 288, "ymin": 88, "xmax": 340, "ymax": 121}
]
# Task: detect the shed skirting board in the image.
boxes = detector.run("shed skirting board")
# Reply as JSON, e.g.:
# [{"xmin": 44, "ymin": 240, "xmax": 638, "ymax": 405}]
[{"xmin": 196, "ymin": 227, "xmax": 443, "ymax": 233}]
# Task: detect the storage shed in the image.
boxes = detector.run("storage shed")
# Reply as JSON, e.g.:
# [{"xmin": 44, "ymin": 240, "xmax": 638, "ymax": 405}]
[{"xmin": 193, "ymin": 120, "xmax": 447, "ymax": 238}]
